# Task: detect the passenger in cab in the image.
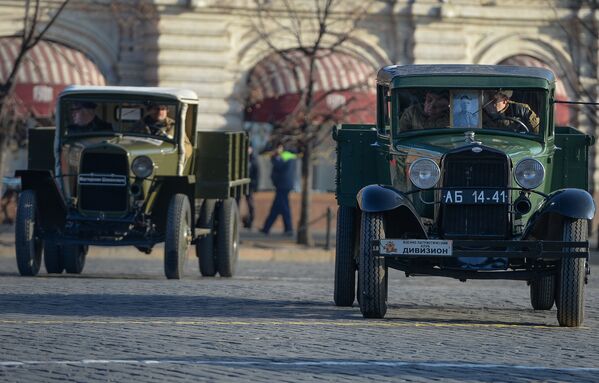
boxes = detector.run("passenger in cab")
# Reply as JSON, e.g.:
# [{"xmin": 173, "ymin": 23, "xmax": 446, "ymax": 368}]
[
  {"xmin": 68, "ymin": 101, "xmax": 112, "ymax": 134},
  {"xmin": 482, "ymin": 89, "xmax": 540, "ymax": 133},
  {"xmin": 399, "ymin": 90, "xmax": 450, "ymax": 131}
]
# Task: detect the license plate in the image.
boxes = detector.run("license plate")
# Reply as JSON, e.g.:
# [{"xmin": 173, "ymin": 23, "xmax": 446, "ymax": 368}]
[
  {"xmin": 442, "ymin": 189, "xmax": 508, "ymax": 204},
  {"xmin": 378, "ymin": 239, "xmax": 453, "ymax": 256}
]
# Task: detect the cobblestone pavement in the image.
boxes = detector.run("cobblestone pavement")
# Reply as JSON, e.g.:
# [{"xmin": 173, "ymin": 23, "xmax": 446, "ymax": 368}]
[{"xmin": 0, "ymin": 243, "xmax": 598, "ymax": 382}]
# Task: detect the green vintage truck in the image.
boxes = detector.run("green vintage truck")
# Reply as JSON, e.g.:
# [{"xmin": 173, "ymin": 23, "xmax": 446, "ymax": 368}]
[
  {"xmin": 333, "ymin": 65, "xmax": 595, "ymax": 327},
  {"xmin": 15, "ymin": 86, "xmax": 249, "ymax": 279}
]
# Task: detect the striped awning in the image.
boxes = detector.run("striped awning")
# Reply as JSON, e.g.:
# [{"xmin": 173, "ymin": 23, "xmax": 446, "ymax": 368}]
[
  {"xmin": 0, "ymin": 38, "xmax": 106, "ymax": 119},
  {"xmin": 246, "ymin": 50, "xmax": 376, "ymax": 124}
]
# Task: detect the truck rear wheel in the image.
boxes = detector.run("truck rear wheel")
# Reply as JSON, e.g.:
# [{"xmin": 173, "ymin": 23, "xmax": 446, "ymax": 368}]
[
  {"xmin": 64, "ymin": 245, "xmax": 88, "ymax": 274},
  {"xmin": 530, "ymin": 275, "xmax": 555, "ymax": 310},
  {"xmin": 197, "ymin": 199, "xmax": 217, "ymax": 277},
  {"xmin": 15, "ymin": 190, "xmax": 42, "ymax": 276},
  {"xmin": 164, "ymin": 194, "xmax": 191, "ymax": 279},
  {"xmin": 358, "ymin": 212, "xmax": 387, "ymax": 318},
  {"xmin": 216, "ymin": 198, "xmax": 239, "ymax": 277},
  {"xmin": 334, "ymin": 206, "xmax": 357, "ymax": 307},
  {"xmin": 556, "ymin": 219, "xmax": 587, "ymax": 327},
  {"xmin": 44, "ymin": 242, "xmax": 64, "ymax": 274}
]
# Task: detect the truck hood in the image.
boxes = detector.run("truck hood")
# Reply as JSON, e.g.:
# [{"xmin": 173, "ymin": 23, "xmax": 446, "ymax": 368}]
[{"xmin": 396, "ymin": 132, "xmax": 545, "ymax": 162}]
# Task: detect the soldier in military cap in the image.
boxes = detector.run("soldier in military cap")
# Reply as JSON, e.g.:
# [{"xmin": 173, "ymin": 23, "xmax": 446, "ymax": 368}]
[
  {"xmin": 134, "ymin": 103, "xmax": 176, "ymax": 138},
  {"xmin": 482, "ymin": 89, "xmax": 540, "ymax": 133},
  {"xmin": 68, "ymin": 101, "xmax": 112, "ymax": 134}
]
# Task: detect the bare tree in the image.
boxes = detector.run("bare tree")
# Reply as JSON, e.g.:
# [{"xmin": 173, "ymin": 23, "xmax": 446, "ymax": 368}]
[
  {"xmin": 0, "ymin": 0, "xmax": 69, "ymax": 195},
  {"xmin": 248, "ymin": 0, "xmax": 376, "ymax": 246}
]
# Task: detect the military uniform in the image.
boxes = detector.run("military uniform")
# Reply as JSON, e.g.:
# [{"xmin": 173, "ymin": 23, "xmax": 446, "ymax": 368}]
[
  {"xmin": 133, "ymin": 115, "xmax": 176, "ymax": 138},
  {"xmin": 399, "ymin": 104, "xmax": 450, "ymax": 131},
  {"xmin": 483, "ymin": 101, "xmax": 540, "ymax": 133},
  {"xmin": 133, "ymin": 115, "xmax": 193, "ymax": 161}
]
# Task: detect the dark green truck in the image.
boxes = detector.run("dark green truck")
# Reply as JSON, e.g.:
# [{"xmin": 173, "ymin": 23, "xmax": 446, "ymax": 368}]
[
  {"xmin": 15, "ymin": 86, "xmax": 249, "ymax": 279},
  {"xmin": 333, "ymin": 65, "xmax": 595, "ymax": 327}
]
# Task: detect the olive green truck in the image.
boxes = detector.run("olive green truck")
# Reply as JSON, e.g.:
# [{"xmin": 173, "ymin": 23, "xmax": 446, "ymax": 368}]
[{"xmin": 15, "ymin": 86, "xmax": 249, "ymax": 279}]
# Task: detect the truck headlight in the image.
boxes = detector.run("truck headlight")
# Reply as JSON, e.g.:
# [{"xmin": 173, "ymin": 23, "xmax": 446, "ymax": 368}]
[
  {"xmin": 409, "ymin": 158, "xmax": 440, "ymax": 189},
  {"xmin": 514, "ymin": 158, "xmax": 544, "ymax": 189},
  {"xmin": 132, "ymin": 156, "xmax": 154, "ymax": 178}
]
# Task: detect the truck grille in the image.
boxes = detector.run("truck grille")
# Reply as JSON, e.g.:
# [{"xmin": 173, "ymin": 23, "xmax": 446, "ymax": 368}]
[
  {"xmin": 79, "ymin": 151, "xmax": 128, "ymax": 212},
  {"xmin": 440, "ymin": 148, "xmax": 510, "ymax": 238}
]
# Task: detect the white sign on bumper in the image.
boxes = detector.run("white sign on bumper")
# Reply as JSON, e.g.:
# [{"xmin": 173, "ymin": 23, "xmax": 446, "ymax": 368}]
[{"xmin": 378, "ymin": 239, "xmax": 453, "ymax": 256}]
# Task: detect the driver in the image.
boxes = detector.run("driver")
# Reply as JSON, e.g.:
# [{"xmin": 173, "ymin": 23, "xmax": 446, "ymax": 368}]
[
  {"xmin": 133, "ymin": 103, "xmax": 175, "ymax": 138},
  {"xmin": 482, "ymin": 90, "xmax": 540, "ymax": 133}
]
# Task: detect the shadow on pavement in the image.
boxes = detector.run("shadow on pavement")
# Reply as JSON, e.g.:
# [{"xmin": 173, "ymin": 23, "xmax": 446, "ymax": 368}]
[{"xmin": 0, "ymin": 293, "xmax": 557, "ymax": 327}]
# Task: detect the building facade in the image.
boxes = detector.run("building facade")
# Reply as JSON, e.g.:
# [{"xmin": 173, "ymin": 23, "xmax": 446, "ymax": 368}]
[{"xmin": 1, "ymin": 0, "xmax": 597, "ymax": 191}]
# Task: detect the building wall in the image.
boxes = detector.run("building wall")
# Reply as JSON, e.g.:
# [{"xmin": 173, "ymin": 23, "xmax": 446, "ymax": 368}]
[{"xmin": 1, "ymin": 0, "xmax": 597, "ymax": 190}]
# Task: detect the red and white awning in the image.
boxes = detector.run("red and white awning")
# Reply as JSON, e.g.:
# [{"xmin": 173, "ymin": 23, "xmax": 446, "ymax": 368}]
[
  {"xmin": 246, "ymin": 50, "xmax": 376, "ymax": 124},
  {"xmin": 0, "ymin": 38, "xmax": 106, "ymax": 119}
]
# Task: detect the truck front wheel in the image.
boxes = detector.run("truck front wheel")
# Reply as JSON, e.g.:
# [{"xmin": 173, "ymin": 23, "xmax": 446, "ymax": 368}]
[
  {"xmin": 15, "ymin": 190, "xmax": 42, "ymax": 276},
  {"xmin": 164, "ymin": 194, "xmax": 192, "ymax": 279},
  {"xmin": 556, "ymin": 219, "xmax": 587, "ymax": 327},
  {"xmin": 358, "ymin": 212, "xmax": 387, "ymax": 318}
]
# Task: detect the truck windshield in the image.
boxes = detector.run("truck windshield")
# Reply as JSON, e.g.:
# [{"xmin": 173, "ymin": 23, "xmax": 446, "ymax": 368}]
[
  {"xmin": 397, "ymin": 88, "xmax": 544, "ymax": 136},
  {"xmin": 62, "ymin": 100, "xmax": 178, "ymax": 141}
]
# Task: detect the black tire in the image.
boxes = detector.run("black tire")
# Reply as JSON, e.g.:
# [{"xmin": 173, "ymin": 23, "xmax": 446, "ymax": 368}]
[
  {"xmin": 197, "ymin": 199, "xmax": 217, "ymax": 277},
  {"xmin": 216, "ymin": 198, "xmax": 239, "ymax": 277},
  {"xmin": 44, "ymin": 242, "xmax": 64, "ymax": 274},
  {"xmin": 334, "ymin": 206, "xmax": 357, "ymax": 306},
  {"xmin": 358, "ymin": 212, "xmax": 387, "ymax": 318},
  {"xmin": 530, "ymin": 275, "xmax": 555, "ymax": 310},
  {"xmin": 64, "ymin": 245, "xmax": 87, "ymax": 274},
  {"xmin": 164, "ymin": 194, "xmax": 192, "ymax": 279},
  {"xmin": 15, "ymin": 190, "xmax": 42, "ymax": 276},
  {"xmin": 556, "ymin": 219, "xmax": 587, "ymax": 327}
]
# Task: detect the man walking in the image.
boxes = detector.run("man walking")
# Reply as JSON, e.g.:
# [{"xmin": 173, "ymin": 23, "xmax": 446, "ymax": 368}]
[{"xmin": 261, "ymin": 143, "xmax": 297, "ymax": 235}]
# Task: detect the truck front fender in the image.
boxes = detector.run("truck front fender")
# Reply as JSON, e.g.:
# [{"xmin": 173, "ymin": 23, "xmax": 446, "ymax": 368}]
[
  {"xmin": 523, "ymin": 188, "xmax": 595, "ymax": 239},
  {"xmin": 15, "ymin": 170, "xmax": 66, "ymax": 230},
  {"xmin": 149, "ymin": 175, "xmax": 196, "ymax": 232},
  {"xmin": 357, "ymin": 184, "xmax": 427, "ymax": 239}
]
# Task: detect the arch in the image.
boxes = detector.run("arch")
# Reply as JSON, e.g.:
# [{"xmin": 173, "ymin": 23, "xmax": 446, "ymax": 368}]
[
  {"xmin": 473, "ymin": 34, "xmax": 578, "ymax": 99},
  {"xmin": 473, "ymin": 34, "xmax": 579, "ymax": 125}
]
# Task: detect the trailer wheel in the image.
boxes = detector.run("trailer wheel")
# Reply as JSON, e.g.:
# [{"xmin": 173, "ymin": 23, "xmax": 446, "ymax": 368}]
[
  {"xmin": 216, "ymin": 198, "xmax": 239, "ymax": 277},
  {"xmin": 164, "ymin": 194, "xmax": 191, "ymax": 279},
  {"xmin": 44, "ymin": 242, "xmax": 64, "ymax": 274},
  {"xmin": 196, "ymin": 199, "xmax": 217, "ymax": 277},
  {"xmin": 15, "ymin": 190, "xmax": 42, "ymax": 276},
  {"xmin": 64, "ymin": 245, "xmax": 87, "ymax": 274},
  {"xmin": 530, "ymin": 275, "xmax": 555, "ymax": 310},
  {"xmin": 556, "ymin": 219, "xmax": 587, "ymax": 327},
  {"xmin": 358, "ymin": 212, "xmax": 387, "ymax": 318},
  {"xmin": 334, "ymin": 206, "xmax": 357, "ymax": 306}
]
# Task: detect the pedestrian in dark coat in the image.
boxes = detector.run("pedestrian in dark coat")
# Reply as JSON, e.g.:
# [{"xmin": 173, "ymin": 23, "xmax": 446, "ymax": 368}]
[{"xmin": 261, "ymin": 143, "xmax": 297, "ymax": 235}]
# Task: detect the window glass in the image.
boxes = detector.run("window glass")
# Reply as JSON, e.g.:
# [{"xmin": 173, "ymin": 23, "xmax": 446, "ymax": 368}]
[
  {"xmin": 396, "ymin": 88, "xmax": 544, "ymax": 136},
  {"xmin": 63, "ymin": 100, "xmax": 177, "ymax": 141}
]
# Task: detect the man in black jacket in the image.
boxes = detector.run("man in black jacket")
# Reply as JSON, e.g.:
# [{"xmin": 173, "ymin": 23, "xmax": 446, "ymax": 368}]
[
  {"xmin": 67, "ymin": 101, "xmax": 112, "ymax": 134},
  {"xmin": 260, "ymin": 143, "xmax": 297, "ymax": 235}
]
